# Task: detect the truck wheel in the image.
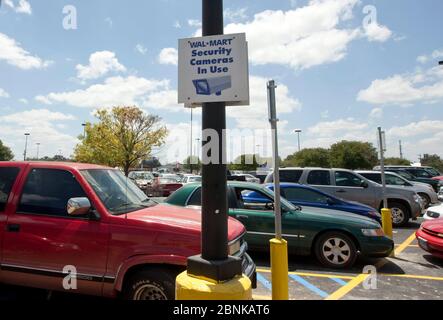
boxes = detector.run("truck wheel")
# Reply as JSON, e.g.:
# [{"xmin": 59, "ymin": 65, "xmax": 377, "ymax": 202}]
[
  {"xmin": 418, "ymin": 193, "xmax": 430, "ymax": 209},
  {"xmin": 389, "ymin": 202, "xmax": 410, "ymax": 227},
  {"xmin": 123, "ymin": 268, "xmax": 176, "ymax": 300},
  {"xmin": 314, "ymin": 232, "xmax": 357, "ymax": 269}
]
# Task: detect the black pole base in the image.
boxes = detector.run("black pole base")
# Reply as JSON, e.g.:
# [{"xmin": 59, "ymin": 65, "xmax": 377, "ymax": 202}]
[{"xmin": 186, "ymin": 254, "xmax": 242, "ymax": 283}]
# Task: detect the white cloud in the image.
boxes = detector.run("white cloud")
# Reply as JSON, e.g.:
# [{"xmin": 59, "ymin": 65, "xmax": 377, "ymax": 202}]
[
  {"xmin": 19, "ymin": 98, "xmax": 28, "ymax": 104},
  {"xmin": 363, "ymin": 22, "xmax": 392, "ymax": 42},
  {"xmin": 35, "ymin": 75, "xmax": 170, "ymax": 108},
  {"xmin": 188, "ymin": 19, "xmax": 202, "ymax": 27},
  {"xmin": 357, "ymin": 65, "xmax": 443, "ymax": 106},
  {"xmin": 105, "ymin": 17, "xmax": 113, "ymax": 27},
  {"xmin": 417, "ymin": 55, "xmax": 429, "ymax": 64},
  {"xmin": 0, "ymin": 88, "xmax": 10, "ymax": 98},
  {"xmin": 158, "ymin": 48, "xmax": 178, "ymax": 65},
  {"xmin": 76, "ymin": 51, "xmax": 126, "ymax": 81},
  {"xmin": 307, "ymin": 118, "xmax": 368, "ymax": 137},
  {"xmin": 173, "ymin": 21, "xmax": 182, "ymax": 29},
  {"xmin": 0, "ymin": 109, "xmax": 77, "ymax": 159},
  {"xmin": 369, "ymin": 107, "xmax": 383, "ymax": 119},
  {"xmin": 135, "ymin": 44, "xmax": 148, "ymax": 55},
  {"xmin": 417, "ymin": 49, "xmax": 443, "ymax": 64},
  {"xmin": 0, "ymin": 33, "xmax": 52, "ymax": 70},
  {"xmin": 192, "ymin": 0, "xmax": 368, "ymax": 70},
  {"xmin": 4, "ymin": 0, "xmax": 32, "ymax": 15},
  {"xmin": 387, "ymin": 120, "xmax": 443, "ymax": 138},
  {"xmin": 224, "ymin": 8, "xmax": 248, "ymax": 22},
  {"xmin": 227, "ymin": 76, "xmax": 301, "ymax": 129},
  {"xmin": 142, "ymin": 89, "xmax": 181, "ymax": 112}
]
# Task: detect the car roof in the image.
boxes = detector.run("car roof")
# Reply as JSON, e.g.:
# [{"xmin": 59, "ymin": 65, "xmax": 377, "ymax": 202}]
[{"xmin": 0, "ymin": 161, "xmax": 110, "ymax": 170}]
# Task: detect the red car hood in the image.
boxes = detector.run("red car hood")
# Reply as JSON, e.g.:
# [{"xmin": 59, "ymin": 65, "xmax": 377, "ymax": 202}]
[
  {"xmin": 432, "ymin": 176, "xmax": 443, "ymax": 181},
  {"xmin": 125, "ymin": 204, "xmax": 245, "ymax": 240},
  {"xmin": 423, "ymin": 219, "xmax": 443, "ymax": 233}
]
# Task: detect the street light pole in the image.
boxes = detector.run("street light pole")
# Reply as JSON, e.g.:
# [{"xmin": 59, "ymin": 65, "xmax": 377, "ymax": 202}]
[
  {"xmin": 294, "ymin": 129, "xmax": 302, "ymax": 152},
  {"xmin": 23, "ymin": 133, "xmax": 30, "ymax": 161},
  {"xmin": 190, "ymin": 108, "xmax": 193, "ymax": 174},
  {"xmin": 36, "ymin": 143, "xmax": 41, "ymax": 160},
  {"xmin": 82, "ymin": 123, "xmax": 86, "ymax": 138}
]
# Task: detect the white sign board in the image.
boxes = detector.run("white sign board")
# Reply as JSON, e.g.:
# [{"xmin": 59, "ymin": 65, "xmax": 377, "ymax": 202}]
[{"xmin": 178, "ymin": 33, "xmax": 249, "ymax": 106}]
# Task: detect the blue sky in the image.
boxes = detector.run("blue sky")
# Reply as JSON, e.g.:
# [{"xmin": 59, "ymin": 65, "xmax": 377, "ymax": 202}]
[{"xmin": 0, "ymin": 0, "xmax": 442, "ymax": 163}]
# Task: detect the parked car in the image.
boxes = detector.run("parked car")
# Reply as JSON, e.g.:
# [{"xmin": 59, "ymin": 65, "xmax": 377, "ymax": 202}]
[
  {"xmin": 165, "ymin": 182, "xmax": 394, "ymax": 269},
  {"xmin": 439, "ymin": 187, "xmax": 443, "ymax": 201},
  {"xmin": 149, "ymin": 175, "xmax": 183, "ymax": 197},
  {"xmin": 128, "ymin": 171, "xmax": 154, "ymax": 190},
  {"xmin": 356, "ymin": 170, "xmax": 439, "ymax": 208},
  {"xmin": 374, "ymin": 166, "xmax": 442, "ymax": 192},
  {"xmin": 416, "ymin": 219, "xmax": 443, "ymax": 259},
  {"xmin": 235, "ymin": 173, "xmax": 261, "ymax": 184},
  {"xmin": 423, "ymin": 204, "xmax": 443, "ymax": 220},
  {"xmin": 181, "ymin": 175, "xmax": 202, "ymax": 184},
  {"xmin": 265, "ymin": 168, "xmax": 422, "ymax": 226},
  {"xmin": 0, "ymin": 162, "xmax": 256, "ymax": 299},
  {"xmin": 242, "ymin": 183, "xmax": 381, "ymax": 223}
]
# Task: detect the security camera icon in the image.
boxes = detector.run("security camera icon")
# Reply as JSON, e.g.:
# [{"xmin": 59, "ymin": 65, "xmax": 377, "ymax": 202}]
[{"xmin": 192, "ymin": 76, "xmax": 232, "ymax": 96}]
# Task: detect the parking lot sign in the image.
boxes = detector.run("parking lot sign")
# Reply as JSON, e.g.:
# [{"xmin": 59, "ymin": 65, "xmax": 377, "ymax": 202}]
[{"xmin": 178, "ymin": 33, "xmax": 249, "ymax": 106}]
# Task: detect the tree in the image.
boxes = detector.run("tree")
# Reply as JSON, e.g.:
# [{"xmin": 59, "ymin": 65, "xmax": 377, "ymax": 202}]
[
  {"xmin": 229, "ymin": 154, "xmax": 260, "ymax": 171},
  {"xmin": 282, "ymin": 148, "xmax": 330, "ymax": 168},
  {"xmin": 0, "ymin": 140, "xmax": 13, "ymax": 161},
  {"xmin": 329, "ymin": 141, "xmax": 378, "ymax": 170},
  {"xmin": 384, "ymin": 157, "xmax": 411, "ymax": 166},
  {"xmin": 421, "ymin": 154, "xmax": 443, "ymax": 172},
  {"xmin": 183, "ymin": 156, "xmax": 202, "ymax": 173},
  {"xmin": 74, "ymin": 106, "xmax": 168, "ymax": 176}
]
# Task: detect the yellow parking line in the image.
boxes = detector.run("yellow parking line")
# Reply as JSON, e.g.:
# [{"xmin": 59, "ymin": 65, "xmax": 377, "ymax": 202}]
[
  {"xmin": 381, "ymin": 274, "xmax": 443, "ymax": 282},
  {"xmin": 252, "ymin": 294, "xmax": 272, "ymax": 300},
  {"xmin": 324, "ymin": 230, "xmax": 417, "ymax": 300},
  {"xmin": 394, "ymin": 232, "xmax": 417, "ymax": 256},
  {"xmin": 324, "ymin": 274, "xmax": 369, "ymax": 300},
  {"xmin": 256, "ymin": 268, "xmax": 355, "ymax": 280}
]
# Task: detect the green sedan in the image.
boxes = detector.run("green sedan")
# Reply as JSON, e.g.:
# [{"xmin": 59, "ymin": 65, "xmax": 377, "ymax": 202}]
[{"xmin": 165, "ymin": 182, "xmax": 394, "ymax": 269}]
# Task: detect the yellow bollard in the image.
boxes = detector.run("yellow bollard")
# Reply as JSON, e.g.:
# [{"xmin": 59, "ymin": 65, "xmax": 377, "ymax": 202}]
[
  {"xmin": 270, "ymin": 238, "xmax": 289, "ymax": 300},
  {"xmin": 381, "ymin": 208, "xmax": 395, "ymax": 257},
  {"xmin": 175, "ymin": 272, "xmax": 252, "ymax": 300}
]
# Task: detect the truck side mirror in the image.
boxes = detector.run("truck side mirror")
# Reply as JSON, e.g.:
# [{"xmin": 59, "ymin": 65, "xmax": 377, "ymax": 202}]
[{"xmin": 67, "ymin": 197, "xmax": 91, "ymax": 217}]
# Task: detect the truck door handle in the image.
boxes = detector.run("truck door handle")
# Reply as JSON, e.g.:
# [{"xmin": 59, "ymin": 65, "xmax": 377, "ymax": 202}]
[
  {"xmin": 236, "ymin": 215, "xmax": 249, "ymax": 219},
  {"xmin": 336, "ymin": 190, "xmax": 346, "ymax": 193},
  {"xmin": 6, "ymin": 224, "xmax": 20, "ymax": 232}
]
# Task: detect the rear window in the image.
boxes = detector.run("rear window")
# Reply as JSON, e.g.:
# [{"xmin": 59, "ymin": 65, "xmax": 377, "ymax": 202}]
[
  {"xmin": 360, "ymin": 173, "xmax": 382, "ymax": 184},
  {"xmin": 278, "ymin": 170, "xmax": 303, "ymax": 183},
  {"xmin": 0, "ymin": 167, "xmax": 20, "ymax": 211},
  {"xmin": 307, "ymin": 170, "xmax": 330, "ymax": 185}
]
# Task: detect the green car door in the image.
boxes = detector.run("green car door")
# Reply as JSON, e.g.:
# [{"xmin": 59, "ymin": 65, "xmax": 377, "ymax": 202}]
[{"xmin": 229, "ymin": 186, "xmax": 300, "ymax": 253}]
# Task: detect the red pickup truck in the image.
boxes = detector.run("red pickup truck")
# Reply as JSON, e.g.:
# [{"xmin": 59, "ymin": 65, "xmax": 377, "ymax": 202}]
[{"xmin": 0, "ymin": 162, "xmax": 256, "ymax": 300}]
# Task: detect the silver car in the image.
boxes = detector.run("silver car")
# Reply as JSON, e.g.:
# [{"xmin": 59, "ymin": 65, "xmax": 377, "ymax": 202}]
[
  {"xmin": 439, "ymin": 187, "xmax": 443, "ymax": 202},
  {"xmin": 265, "ymin": 167, "xmax": 423, "ymax": 227},
  {"xmin": 356, "ymin": 170, "xmax": 439, "ymax": 208}
]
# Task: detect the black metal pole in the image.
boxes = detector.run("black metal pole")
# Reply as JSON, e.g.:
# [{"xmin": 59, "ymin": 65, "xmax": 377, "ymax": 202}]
[{"xmin": 201, "ymin": 0, "xmax": 227, "ymax": 261}]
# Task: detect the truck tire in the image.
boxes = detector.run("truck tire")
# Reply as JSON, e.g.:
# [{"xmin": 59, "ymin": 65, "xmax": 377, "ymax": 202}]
[
  {"xmin": 389, "ymin": 201, "xmax": 410, "ymax": 227},
  {"xmin": 123, "ymin": 267, "xmax": 176, "ymax": 300},
  {"xmin": 314, "ymin": 231, "xmax": 357, "ymax": 269}
]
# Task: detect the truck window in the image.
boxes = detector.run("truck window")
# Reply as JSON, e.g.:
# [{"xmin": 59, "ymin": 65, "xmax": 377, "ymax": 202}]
[
  {"xmin": 335, "ymin": 171, "xmax": 364, "ymax": 187},
  {"xmin": 307, "ymin": 170, "xmax": 331, "ymax": 185},
  {"xmin": 17, "ymin": 168, "xmax": 87, "ymax": 217},
  {"xmin": 0, "ymin": 167, "xmax": 20, "ymax": 211},
  {"xmin": 361, "ymin": 173, "xmax": 382, "ymax": 184}
]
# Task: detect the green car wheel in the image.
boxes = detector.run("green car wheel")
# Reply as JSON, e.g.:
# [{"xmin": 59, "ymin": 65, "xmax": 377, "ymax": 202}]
[{"xmin": 315, "ymin": 231, "xmax": 357, "ymax": 269}]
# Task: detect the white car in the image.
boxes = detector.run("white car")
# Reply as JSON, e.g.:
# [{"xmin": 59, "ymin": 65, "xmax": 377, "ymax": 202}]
[
  {"xmin": 181, "ymin": 175, "xmax": 202, "ymax": 184},
  {"xmin": 236, "ymin": 173, "xmax": 261, "ymax": 184},
  {"xmin": 438, "ymin": 187, "xmax": 443, "ymax": 201},
  {"xmin": 424, "ymin": 203, "xmax": 443, "ymax": 220}
]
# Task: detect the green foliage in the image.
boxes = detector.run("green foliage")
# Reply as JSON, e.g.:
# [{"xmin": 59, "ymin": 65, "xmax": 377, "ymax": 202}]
[
  {"xmin": 421, "ymin": 154, "xmax": 443, "ymax": 172},
  {"xmin": 282, "ymin": 148, "xmax": 330, "ymax": 168},
  {"xmin": 229, "ymin": 154, "xmax": 260, "ymax": 171},
  {"xmin": 329, "ymin": 141, "xmax": 378, "ymax": 170},
  {"xmin": 0, "ymin": 140, "xmax": 14, "ymax": 161},
  {"xmin": 74, "ymin": 106, "xmax": 168, "ymax": 175},
  {"xmin": 384, "ymin": 157, "xmax": 411, "ymax": 166},
  {"xmin": 183, "ymin": 156, "xmax": 201, "ymax": 172}
]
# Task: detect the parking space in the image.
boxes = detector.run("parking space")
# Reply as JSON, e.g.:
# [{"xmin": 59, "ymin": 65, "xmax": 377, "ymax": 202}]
[{"xmin": 252, "ymin": 218, "xmax": 443, "ymax": 300}]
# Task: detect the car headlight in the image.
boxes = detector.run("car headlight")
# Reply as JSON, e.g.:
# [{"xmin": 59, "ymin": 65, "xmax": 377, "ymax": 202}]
[
  {"xmin": 361, "ymin": 228, "xmax": 385, "ymax": 237},
  {"xmin": 368, "ymin": 211, "xmax": 381, "ymax": 218}
]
